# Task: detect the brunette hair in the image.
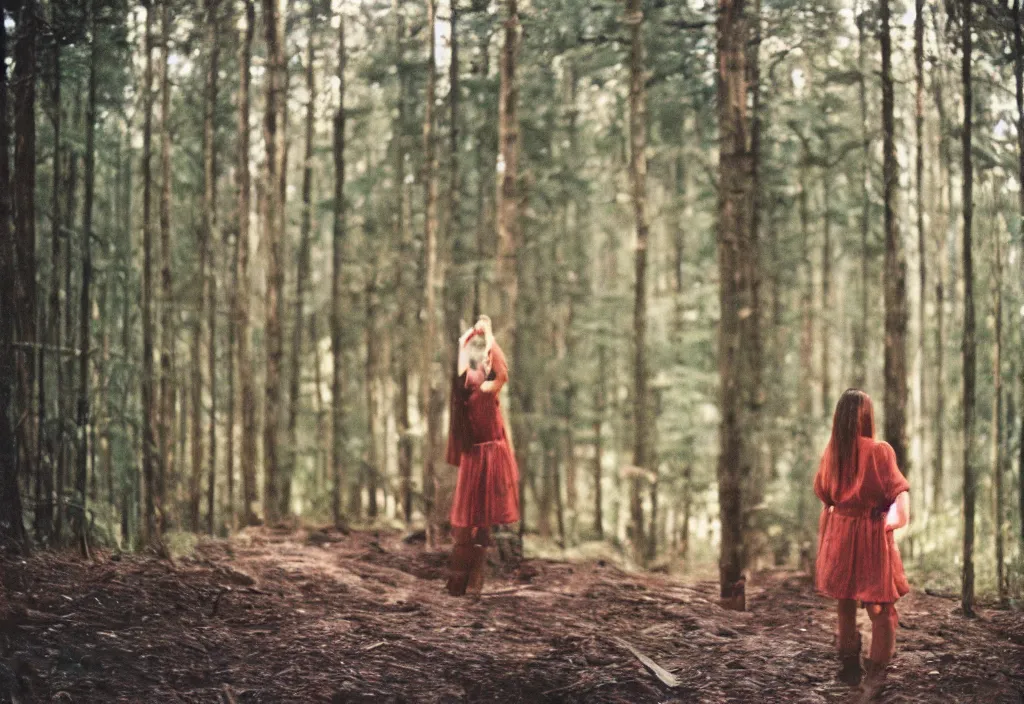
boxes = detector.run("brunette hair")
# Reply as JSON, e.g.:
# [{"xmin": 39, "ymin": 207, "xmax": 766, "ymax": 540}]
[{"xmin": 824, "ymin": 389, "xmax": 875, "ymax": 495}]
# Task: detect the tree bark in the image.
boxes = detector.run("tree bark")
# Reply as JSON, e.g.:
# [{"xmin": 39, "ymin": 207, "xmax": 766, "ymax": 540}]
[
  {"xmin": 853, "ymin": 6, "xmax": 870, "ymax": 390},
  {"xmin": 76, "ymin": 0, "xmax": 98, "ymax": 557},
  {"xmin": 262, "ymin": 0, "xmax": 286, "ymax": 525},
  {"xmin": 141, "ymin": 0, "xmax": 159, "ymax": 545},
  {"xmin": 13, "ymin": 0, "xmax": 39, "ymax": 512},
  {"xmin": 914, "ymin": 0, "xmax": 926, "ymax": 488},
  {"xmin": 990, "ymin": 216, "xmax": 1005, "ymax": 603},
  {"xmin": 205, "ymin": 0, "xmax": 221, "ymax": 535},
  {"xmin": 421, "ymin": 0, "xmax": 440, "ymax": 545},
  {"xmin": 715, "ymin": 0, "xmax": 754, "ymax": 610},
  {"xmin": 881, "ymin": 0, "xmax": 909, "ymax": 479},
  {"xmin": 0, "ymin": 10, "xmax": 26, "ymax": 551},
  {"xmin": 960, "ymin": 0, "xmax": 976, "ymax": 617},
  {"xmin": 158, "ymin": 0, "xmax": 174, "ymax": 527},
  {"xmin": 592, "ymin": 345, "xmax": 605, "ymax": 539},
  {"xmin": 331, "ymin": 9, "xmax": 347, "ymax": 527},
  {"xmin": 42, "ymin": 32, "xmax": 61, "ymax": 540},
  {"xmin": 1012, "ymin": 0, "xmax": 1024, "ymax": 559},
  {"xmin": 626, "ymin": 0, "xmax": 650, "ymax": 562},
  {"xmin": 287, "ymin": 0, "xmax": 316, "ymax": 520},
  {"xmin": 236, "ymin": 0, "xmax": 259, "ymax": 527}
]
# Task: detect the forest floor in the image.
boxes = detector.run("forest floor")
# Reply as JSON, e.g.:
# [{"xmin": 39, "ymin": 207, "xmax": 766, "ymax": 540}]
[{"xmin": 0, "ymin": 527, "xmax": 1022, "ymax": 704}]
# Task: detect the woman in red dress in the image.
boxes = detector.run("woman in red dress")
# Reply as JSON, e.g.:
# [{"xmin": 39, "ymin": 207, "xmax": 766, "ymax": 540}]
[
  {"xmin": 444, "ymin": 316, "xmax": 520, "ymax": 597},
  {"xmin": 814, "ymin": 389, "xmax": 910, "ymax": 689}
]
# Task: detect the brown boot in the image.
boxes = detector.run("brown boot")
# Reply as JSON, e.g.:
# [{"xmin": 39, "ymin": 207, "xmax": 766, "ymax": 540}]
[
  {"xmin": 465, "ymin": 545, "xmax": 488, "ymax": 599},
  {"xmin": 446, "ymin": 545, "xmax": 474, "ymax": 596},
  {"xmin": 837, "ymin": 633, "xmax": 863, "ymax": 686},
  {"xmin": 859, "ymin": 658, "xmax": 888, "ymax": 701}
]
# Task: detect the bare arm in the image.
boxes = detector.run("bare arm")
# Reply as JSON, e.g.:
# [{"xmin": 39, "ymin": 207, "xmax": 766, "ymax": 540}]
[
  {"xmin": 885, "ymin": 491, "xmax": 910, "ymax": 532},
  {"xmin": 456, "ymin": 328, "xmax": 475, "ymax": 376},
  {"xmin": 479, "ymin": 344, "xmax": 508, "ymax": 395}
]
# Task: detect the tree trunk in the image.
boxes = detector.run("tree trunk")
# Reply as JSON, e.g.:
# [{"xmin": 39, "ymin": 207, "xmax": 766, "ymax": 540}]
[
  {"xmin": 472, "ymin": 22, "xmax": 492, "ymax": 320},
  {"xmin": 286, "ymin": 2, "xmax": 316, "ymax": 521},
  {"xmin": 365, "ymin": 281, "xmax": 379, "ymax": 519},
  {"xmin": 1012, "ymin": 0, "xmax": 1024, "ymax": 560},
  {"xmin": 914, "ymin": 0, "xmax": 926, "ymax": 490},
  {"xmin": 13, "ymin": 0, "xmax": 39, "ymax": 514},
  {"xmin": 421, "ymin": 0, "xmax": 440, "ymax": 545},
  {"xmin": 331, "ymin": 9, "xmax": 347, "ymax": 527},
  {"xmin": 158, "ymin": 0, "xmax": 174, "ymax": 527},
  {"xmin": 853, "ymin": 7, "xmax": 870, "ymax": 389},
  {"xmin": 0, "ymin": 11, "xmax": 25, "ymax": 551},
  {"xmin": 990, "ymin": 219, "xmax": 1005, "ymax": 603},
  {"xmin": 821, "ymin": 154, "xmax": 832, "ymax": 416},
  {"xmin": 715, "ymin": 0, "xmax": 754, "ymax": 610},
  {"xmin": 204, "ymin": 0, "xmax": 221, "ymax": 535},
  {"xmin": 880, "ymin": 0, "xmax": 909, "ymax": 478},
  {"xmin": 236, "ymin": 0, "xmax": 258, "ymax": 527},
  {"xmin": 626, "ymin": 0, "xmax": 650, "ymax": 562},
  {"xmin": 42, "ymin": 34, "xmax": 62, "ymax": 541},
  {"xmin": 960, "ymin": 0, "xmax": 976, "ymax": 617},
  {"xmin": 141, "ymin": 0, "xmax": 159, "ymax": 545},
  {"xmin": 262, "ymin": 0, "xmax": 285, "ymax": 525},
  {"xmin": 76, "ymin": 0, "xmax": 98, "ymax": 557},
  {"xmin": 443, "ymin": 0, "xmax": 465, "ymax": 355},
  {"xmin": 592, "ymin": 344, "xmax": 605, "ymax": 539}
]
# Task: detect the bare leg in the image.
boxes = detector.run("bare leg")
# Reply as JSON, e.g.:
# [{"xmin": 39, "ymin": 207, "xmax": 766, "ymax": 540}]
[
  {"xmin": 866, "ymin": 603, "xmax": 897, "ymax": 665},
  {"xmin": 447, "ymin": 527, "xmax": 475, "ymax": 596},
  {"xmin": 466, "ymin": 526, "xmax": 491, "ymax": 597},
  {"xmin": 836, "ymin": 598, "xmax": 863, "ymax": 685}
]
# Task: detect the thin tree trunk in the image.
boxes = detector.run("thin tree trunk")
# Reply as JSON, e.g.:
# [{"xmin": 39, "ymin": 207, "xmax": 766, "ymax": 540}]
[
  {"xmin": 0, "ymin": 11, "xmax": 26, "ymax": 551},
  {"xmin": 990, "ymin": 217, "xmax": 1005, "ymax": 603},
  {"xmin": 914, "ymin": 0, "xmax": 927, "ymax": 489},
  {"xmin": 287, "ymin": 1, "xmax": 316, "ymax": 521},
  {"xmin": 421, "ymin": 0, "xmax": 440, "ymax": 545},
  {"xmin": 715, "ymin": 0, "xmax": 754, "ymax": 610},
  {"xmin": 626, "ymin": 0, "xmax": 649, "ymax": 562},
  {"xmin": 496, "ymin": 1, "xmax": 522, "ymax": 535},
  {"xmin": 60, "ymin": 104, "xmax": 79, "ymax": 540},
  {"xmin": 1012, "ymin": 0, "xmax": 1024, "ymax": 559},
  {"xmin": 13, "ymin": 0, "xmax": 39, "ymax": 514},
  {"xmin": 932, "ymin": 11, "xmax": 951, "ymax": 509},
  {"xmin": 158, "ymin": 0, "xmax": 174, "ymax": 527},
  {"xmin": 592, "ymin": 346, "xmax": 605, "ymax": 539},
  {"xmin": 365, "ymin": 281, "xmax": 379, "ymax": 519},
  {"xmin": 472, "ymin": 22, "xmax": 492, "ymax": 320},
  {"xmin": 75, "ymin": 0, "xmax": 98, "ymax": 558},
  {"xmin": 236, "ymin": 0, "xmax": 258, "ymax": 526},
  {"xmin": 821, "ymin": 154, "xmax": 832, "ymax": 415},
  {"xmin": 311, "ymin": 313, "xmax": 326, "ymax": 493},
  {"xmin": 881, "ymin": 0, "xmax": 909, "ymax": 478},
  {"xmin": 443, "ymin": 0, "xmax": 464, "ymax": 356},
  {"xmin": 42, "ymin": 35, "xmax": 62, "ymax": 540},
  {"xmin": 960, "ymin": 0, "xmax": 976, "ymax": 617},
  {"xmin": 141, "ymin": 0, "xmax": 159, "ymax": 544},
  {"xmin": 331, "ymin": 9, "xmax": 347, "ymax": 527},
  {"xmin": 205, "ymin": 0, "xmax": 221, "ymax": 535},
  {"xmin": 853, "ymin": 6, "xmax": 870, "ymax": 389},
  {"xmin": 262, "ymin": 0, "xmax": 285, "ymax": 525}
]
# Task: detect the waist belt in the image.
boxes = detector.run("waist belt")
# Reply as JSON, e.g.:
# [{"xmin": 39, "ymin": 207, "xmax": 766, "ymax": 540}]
[{"xmin": 830, "ymin": 505, "xmax": 884, "ymax": 520}]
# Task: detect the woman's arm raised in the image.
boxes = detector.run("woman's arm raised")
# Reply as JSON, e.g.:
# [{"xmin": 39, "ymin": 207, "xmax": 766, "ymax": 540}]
[{"xmin": 885, "ymin": 491, "xmax": 910, "ymax": 532}]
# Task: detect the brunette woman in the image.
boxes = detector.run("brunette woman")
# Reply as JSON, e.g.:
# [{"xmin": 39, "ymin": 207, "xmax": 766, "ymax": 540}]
[
  {"xmin": 814, "ymin": 389, "xmax": 910, "ymax": 689},
  {"xmin": 444, "ymin": 316, "xmax": 520, "ymax": 597}
]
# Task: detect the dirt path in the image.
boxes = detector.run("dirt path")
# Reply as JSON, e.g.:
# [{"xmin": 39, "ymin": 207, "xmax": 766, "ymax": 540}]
[{"xmin": 1, "ymin": 528, "xmax": 1021, "ymax": 703}]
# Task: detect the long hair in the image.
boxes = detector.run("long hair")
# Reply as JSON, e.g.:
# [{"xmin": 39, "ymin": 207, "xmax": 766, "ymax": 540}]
[{"xmin": 823, "ymin": 389, "xmax": 875, "ymax": 495}]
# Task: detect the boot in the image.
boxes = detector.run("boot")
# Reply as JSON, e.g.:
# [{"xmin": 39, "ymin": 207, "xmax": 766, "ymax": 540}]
[
  {"xmin": 465, "ymin": 545, "xmax": 488, "ymax": 599},
  {"xmin": 446, "ymin": 545, "xmax": 475, "ymax": 596},
  {"xmin": 860, "ymin": 658, "xmax": 888, "ymax": 701},
  {"xmin": 837, "ymin": 633, "xmax": 863, "ymax": 687}
]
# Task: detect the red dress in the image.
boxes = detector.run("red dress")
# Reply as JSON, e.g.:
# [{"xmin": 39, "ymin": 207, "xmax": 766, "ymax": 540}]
[
  {"xmin": 445, "ymin": 344, "xmax": 520, "ymax": 528},
  {"xmin": 814, "ymin": 438, "xmax": 910, "ymax": 603}
]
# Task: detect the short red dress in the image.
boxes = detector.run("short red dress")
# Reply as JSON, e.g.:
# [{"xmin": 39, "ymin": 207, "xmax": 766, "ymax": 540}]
[
  {"xmin": 445, "ymin": 344, "xmax": 520, "ymax": 528},
  {"xmin": 814, "ymin": 438, "xmax": 910, "ymax": 604}
]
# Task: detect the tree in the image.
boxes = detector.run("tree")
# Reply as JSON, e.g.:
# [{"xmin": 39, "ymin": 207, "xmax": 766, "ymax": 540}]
[
  {"xmin": 626, "ymin": 0, "xmax": 650, "ymax": 561},
  {"xmin": 76, "ymin": 0, "xmax": 99, "ymax": 557},
  {"xmin": 287, "ymin": 0, "xmax": 317, "ymax": 524},
  {"xmin": 990, "ymin": 210, "xmax": 1005, "ymax": 603},
  {"xmin": 421, "ymin": 0, "xmax": 440, "ymax": 544},
  {"xmin": 158, "ymin": 0, "xmax": 174, "ymax": 526},
  {"xmin": 1013, "ymin": 0, "xmax": 1024, "ymax": 559},
  {"xmin": 204, "ymin": 0, "xmax": 222, "ymax": 534},
  {"xmin": 263, "ymin": 0, "xmax": 286, "ymax": 523},
  {"xmin": 880, "ymin": 0, "xmax": 908, "ymax": 480},
  {"xmin": 141, "ymin": 0, "xmax": 159, "ymax": 544},
  {"xmin": 236, "ymin": 0, "xmax": 259, "ymax": 527},
  {"xmin": 913, "ymin": 0, "xmax": 926, "ymax": 483},
  {"xmin": 0, "ymin": 8, "xmax": 26, "ymax": 551},
  {"xmin": 715, "ymin": 0, "xmax": 755, "ymax": 610},
  {"xmin": 960, "ymin": 0, "xmax": 976, "ymax": 617},
  {"xmin": 331, "ymin": 6, "xmax": 347, "ymax": 526},
  {"xmin": 13, "ymin": 0, "xmax": 39, "ymax": 506}
]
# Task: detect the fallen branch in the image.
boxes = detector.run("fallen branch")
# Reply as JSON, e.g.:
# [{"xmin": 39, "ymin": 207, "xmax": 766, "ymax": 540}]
[{"xmin": 612, "ymin": 637, "xmax": 680, "ymax": 688}]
